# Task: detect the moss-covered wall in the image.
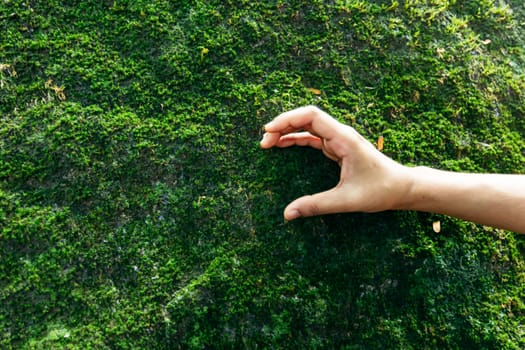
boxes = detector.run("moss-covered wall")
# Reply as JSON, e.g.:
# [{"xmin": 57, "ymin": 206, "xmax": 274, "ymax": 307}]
[{"xmin": 1, "ymin": 0, "xmax": 525, "ymax": 348}]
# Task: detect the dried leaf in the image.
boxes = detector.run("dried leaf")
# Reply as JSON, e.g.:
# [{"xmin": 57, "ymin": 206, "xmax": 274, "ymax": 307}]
[
  {"xmin": 481, "ymin": 39, "xmax": 491, "ymax": 45},
  {"xmin": 45, "ymin": 78, "xmax": 66, "ymax": 101},
  {"xmin": 307, "ymin": 87, "xmax": 322, "ymax": 95},
  {"xmin": 432, "ymin": 221, "xmax": 441, "ymax": 233},
  {"xmin": 377, "ymin": 135, "xmax": 384, "ymax": 151},
  {"xmin": 45, "ymin": 78, "xmax": 53, "ymax": 89}
]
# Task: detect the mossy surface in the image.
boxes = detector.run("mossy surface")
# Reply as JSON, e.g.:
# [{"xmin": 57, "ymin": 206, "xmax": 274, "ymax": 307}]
[{"xmin": 1, "ymin": 0, "xmax": 525, "ymax": 348}]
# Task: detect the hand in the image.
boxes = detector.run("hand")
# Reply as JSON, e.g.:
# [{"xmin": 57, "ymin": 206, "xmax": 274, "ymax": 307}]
[{"xmin": 260, "ymin": 106, "xmax": 411, "ymax": 220}]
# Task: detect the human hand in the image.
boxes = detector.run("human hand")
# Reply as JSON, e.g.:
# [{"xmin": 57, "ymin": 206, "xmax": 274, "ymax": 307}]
[{"xmin": 260, "ymin": 106, "xmax": 411, "ymax": 220}]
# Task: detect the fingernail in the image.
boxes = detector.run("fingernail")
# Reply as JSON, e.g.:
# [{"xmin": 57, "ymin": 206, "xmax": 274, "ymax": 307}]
[
  {"xmin": 260, "ymin": 133, "xmax": 268, "ymax": 147},
  {"xmin": 264, "ymin": 121, "xmax": 275, "ymax": 131},
  {"xmin": 286, "ymin": 209, "xmax": 301, "ymax": 221}
]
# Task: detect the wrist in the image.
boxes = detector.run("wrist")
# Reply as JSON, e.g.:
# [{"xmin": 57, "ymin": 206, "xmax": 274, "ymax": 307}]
[
  {"xmin": 390, "ymin": 165, "xmax": 426, "ymax": 211},
  {"xmin": 393, "ymin": 165, "xmax": 459, "ymax": 213}
]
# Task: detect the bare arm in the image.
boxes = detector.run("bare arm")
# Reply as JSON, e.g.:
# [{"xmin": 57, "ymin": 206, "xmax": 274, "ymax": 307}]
[
  {"xmin": 399, "ymin": 167, "xmax": 525, "ymax": 233},
  {"xmin": 260, "ymin": 106, "xmax": 525, "ymax": 234}
]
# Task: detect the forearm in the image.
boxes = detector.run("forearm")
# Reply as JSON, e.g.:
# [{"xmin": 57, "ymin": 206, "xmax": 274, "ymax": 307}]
[{"xmin": 397, "ymin": 166, "xmax": 525, "ymax": 233}]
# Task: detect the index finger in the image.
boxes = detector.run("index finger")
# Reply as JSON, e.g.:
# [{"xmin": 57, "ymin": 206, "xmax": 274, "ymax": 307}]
[{"xmin": 264, "ymin": 106, "xmax": 341, "ymax": 140}]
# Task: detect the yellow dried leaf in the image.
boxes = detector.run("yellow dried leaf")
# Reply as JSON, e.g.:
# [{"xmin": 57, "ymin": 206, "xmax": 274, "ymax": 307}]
[
  {"xmin": 307, "ymin": 87, "xmax": 322, "ymax": 95},
  {"xmin": 377, "ymin": 135, "xmax": 384, "ymax": 151},
  {"xmin": 432, "ymin": 221, "xmax": 441, "ymax": 233},
  {"xmin": 45, "ymin": 78, "xmax": 66, "ymax": 101}
]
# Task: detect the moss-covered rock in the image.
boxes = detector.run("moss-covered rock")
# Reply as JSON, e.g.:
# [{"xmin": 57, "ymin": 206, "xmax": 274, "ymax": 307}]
[{"xmin": 1, "ymin": 0, "xmax": 525, "ymax": 348}]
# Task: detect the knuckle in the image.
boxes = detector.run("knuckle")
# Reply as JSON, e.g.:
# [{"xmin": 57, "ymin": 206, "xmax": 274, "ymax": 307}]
[
  {"xmin": 305, "ymin": 196, "xmax": 321, "ymax": 216},
  {"xmin": 303, "ymin": 105, "xmax": 320, "ymax": 116}
]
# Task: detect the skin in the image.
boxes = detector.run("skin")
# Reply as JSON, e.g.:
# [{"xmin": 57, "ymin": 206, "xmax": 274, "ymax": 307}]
[{"xmin": 260, "ymin": 106, "xmax": 525, "ymax": 234}]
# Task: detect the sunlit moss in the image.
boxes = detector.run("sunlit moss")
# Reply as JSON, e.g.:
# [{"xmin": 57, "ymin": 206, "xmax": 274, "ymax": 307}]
[{"xmin": 1, "ymin": 0, "xmax": 525, "ymax": 348}]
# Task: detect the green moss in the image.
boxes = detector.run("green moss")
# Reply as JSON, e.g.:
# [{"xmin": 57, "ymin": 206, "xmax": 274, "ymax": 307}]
[{"xmin": 1, "ymin": 0, "xmax": 525, "ymax": 348}]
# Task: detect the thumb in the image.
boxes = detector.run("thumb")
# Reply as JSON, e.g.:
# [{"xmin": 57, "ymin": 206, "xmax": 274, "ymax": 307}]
[{"xmin": 284, "ymin": 188, "xmax": 347, "ymax": 220}]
